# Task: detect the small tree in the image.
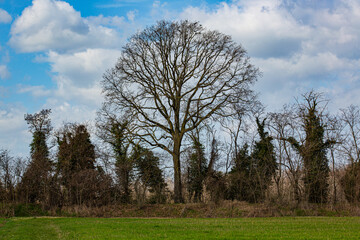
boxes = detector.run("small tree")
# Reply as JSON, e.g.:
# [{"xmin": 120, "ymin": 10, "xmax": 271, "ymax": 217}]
[
  {"xmin": 286, "ymin": 92, "xmax": 333, "ymax": 203},
  {"xmin": 228, "ymin": 143, "xmax": 254, "ymax": 201},
  {"xmin": 0, "ymin": 149, "xmax": 15, "ymax": 202},
  {"xmin": 339, "ymin": 105, "xmax": 360, "ymax": 203},
  {"xmin": 187, "ymin": 134, "xmax": 207, "ymax": 202},
  {"xmin": 228, "ymin": 118, "xmax": 276, "ymax": 203},
  {"xmin": 97, "ymin": 105, "xmax": 134, "ymax": 203},
  {"xmin": 133, "ymin": 145, "xmax": 166, "ymax": 204},
  {"xmin": 19, "ymin": 109, "xmax": 52, "ymax": 205},
  {"xmin": 56, "ymin": 123, "xmax": 98, "ymax": 205},
  {"xmin": 251, "ymin": 118, "xmax": 277, "ymax": 201},
  {"xmin": 341, "ymin": 162, "xmax": 360, "ymax": 203},
  {"xmin": 268, "ymin": 107, "xmax": 304, "ymax": 203}
]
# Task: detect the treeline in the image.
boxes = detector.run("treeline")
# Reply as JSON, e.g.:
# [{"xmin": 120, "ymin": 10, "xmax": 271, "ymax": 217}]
[
  {"xmin": 1, "ymin": 91, "xmax": 360, "ymax": 209},
  {"xmin": 2, "ymin": 20, "xmax": 360, "ymax": 211},
  {"xmin": 1, "ymin": 109, "xmax": 167, "ymax": 207}
]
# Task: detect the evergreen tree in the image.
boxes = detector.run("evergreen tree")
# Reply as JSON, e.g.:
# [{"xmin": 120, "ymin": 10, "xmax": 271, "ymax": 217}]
[
  {"xmin": 19, "ymin": 109, "xmax": 52, "ymax": 204},
  {"xmin": 96, "ymin": 105, "xmax": 135, "ymax": 203},
  {"xmin": 133, "ymin": 145, "xmax": 166, "ymax": 203},
  {"xmin": 286, "ymin": 92, "xmax": 332, "ymax": 203},
  {"xmin": 251, "ymin": 118, "xmax": 277, "ymax": 201},
  {"xmin": 228, "ymin": 118, "xmax": 276, "ymax": 203},
  {"xmin": 57, "ymin": 124, "xmax": 95, "ymax": 177},
  {"xmin": 111, "ymin": 121, "xmax": 133, "ymax": 204},
  {"xmin": 187, "ymin": 136, "xmax": 207, "ymax": 202},
  {"xmin": 228, "ymin": 143, "xmax": 253, "ymax": 201},
  {"xmin": 56, "ymin": 124, "xmax": 97, "ymax": 205}
]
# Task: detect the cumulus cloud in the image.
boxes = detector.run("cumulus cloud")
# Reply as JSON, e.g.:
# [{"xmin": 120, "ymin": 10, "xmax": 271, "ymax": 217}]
[
  {"xmin": 0, "ymin": 8, "xmax": 12, "ymax": 23},
  {"xmin": 46, "ymin": 48, "xmax": 121, "ymax": 103},
  {"xmin": 181, "ymin": 0, "xmax": 310, "ymax": 58},
  {"xmin": 180, "ymin": 0, "xmax": 360, "ymax": 110},
  {"xmin": 19, "ymin": 48, "xmax": 119, "ymax": 108},
  {"xmin": 47, "ymin": 49, "xmax": 121, "ymax": 87},
  {"xmin": 10, "ymin": 0, "xmax": 120, "ymax": 52}
]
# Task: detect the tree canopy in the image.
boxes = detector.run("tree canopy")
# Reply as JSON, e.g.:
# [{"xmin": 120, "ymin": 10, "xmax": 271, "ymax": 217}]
[{"xmin": 102, "ymin": 20, "xmax": 259, "ymax": 202}]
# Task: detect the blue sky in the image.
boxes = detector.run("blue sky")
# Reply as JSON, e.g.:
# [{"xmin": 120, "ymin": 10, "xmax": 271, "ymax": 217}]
[{"xmin": 0, "ymin": 0, "xmax": 359, "ymax": 156}]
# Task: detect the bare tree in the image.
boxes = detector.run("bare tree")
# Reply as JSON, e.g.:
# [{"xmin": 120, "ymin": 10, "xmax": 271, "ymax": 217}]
[
  {"xmin": 102, "ymin": 20, "xmax": 259, "ymax": 202},
  {"xmin": 0, "ymin": 149, "xmax": 15, "ymax": 202},
  {"xmin": 24, "ymin": 109, "xmax": 52, "ymax": 134},
  {"xmin": 268, "ymin": 105, "xmax": 304, "ymax": 203},
  {"xmin": 339, "ymin": 105, "xmax": 360, "ymax": 165},
  {"xmin": 339, "ymin": 105, "xmax": 360, "ymax": 203},
  {"xmin": 324, "ymin": 114, "xmax": 342, "ymax": 204}
]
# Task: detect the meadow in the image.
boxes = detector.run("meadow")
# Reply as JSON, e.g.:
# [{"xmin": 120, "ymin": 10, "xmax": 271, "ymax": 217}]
[{"xmin": 0, "ymin": 217, "xmax": 360, "ymax": 239}]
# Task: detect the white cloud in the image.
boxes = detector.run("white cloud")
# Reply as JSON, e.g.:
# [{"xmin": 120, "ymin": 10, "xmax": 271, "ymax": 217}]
[
  {"xmin": 0, "ymin": 104, "xmax": 30, "ymax": 157},
  {"xmin": 252, "ymin": 53, "xmax": 360, "ymax": 109},
  {"xmin": 0, "ymin": 64, "xmax": 10, "ymax": 79},
  {"xmin": 20, "ymin": 48, "xmax": 119, "ymax": 107},
  {"xmin": 127, "ymin": 10, "xmax": 137, "ymax": 21},
  {"xmin": 181, "ymin": 0, "xmax": 310, "ymax": 58},
  {"xmin": 87, "ymin": 15, "xmax": 126, "ymax": 28},
  {"xmin": 52, "ymin": 75, "xmax": 103, "ymax": 106},
  {"xmin": 10, "ymin": 0, "xmax": 120, "ymax": 53},
  {"xmin": 46, "ymin": 47, "xmax": 121, "ymax": 90},
  {"xmin": 0, "ymin": 8, "xmax": 12, "ymax": 23},
  {"xmin": 151, "ymin": 1, "xmax": 173, "ymax": 20},
  {"xmin": 180, "ymin": 0, "xmax": 360, "ymax": 111},
  {"xmin": 48, "ymin": 100, "xmax": 98, "ymax": 126},
  {"xmin": 17, "ymin": 85, "xmax": 52, "ymax": 97}
]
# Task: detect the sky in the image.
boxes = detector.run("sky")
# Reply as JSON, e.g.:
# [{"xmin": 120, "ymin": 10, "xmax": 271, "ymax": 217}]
[{"xmin": 0, "ymin": 0, "xmax": 359, "ymax": 157}]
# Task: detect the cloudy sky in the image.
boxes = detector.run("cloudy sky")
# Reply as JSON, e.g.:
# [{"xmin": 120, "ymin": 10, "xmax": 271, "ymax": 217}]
[{"xmin": 0, "ymin": 0, "xmax": 359, "ymax": 156}]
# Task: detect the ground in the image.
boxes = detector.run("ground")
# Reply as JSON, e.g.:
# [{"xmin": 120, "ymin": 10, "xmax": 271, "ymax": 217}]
[{"xmin": 0, "ymin": 217, "xmax": 359, "ymax": 239}]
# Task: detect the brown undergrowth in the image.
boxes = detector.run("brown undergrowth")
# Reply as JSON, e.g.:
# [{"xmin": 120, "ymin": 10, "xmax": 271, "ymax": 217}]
[{"xmin": 2, "ymin": 200, "xmax": 360, "ymax": 218}]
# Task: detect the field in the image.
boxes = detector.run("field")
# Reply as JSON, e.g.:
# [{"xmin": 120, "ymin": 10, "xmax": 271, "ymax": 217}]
[{"xmin": 0, "ymin": 217, "xmax": 360, "ymax": 239}]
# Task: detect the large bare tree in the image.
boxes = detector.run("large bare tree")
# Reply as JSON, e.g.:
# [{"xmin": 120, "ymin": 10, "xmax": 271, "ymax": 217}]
[{"xmin": 102, "ymin": 20, "xmax": 259, "ymax": 202}]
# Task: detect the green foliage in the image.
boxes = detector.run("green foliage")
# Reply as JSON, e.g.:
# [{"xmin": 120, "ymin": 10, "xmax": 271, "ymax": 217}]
[
  {"xmin": 187, "ymin": 137, "xmax": 207, "ymax": 202},
  {"xmin": 19, "ymin": 109, "xmax": 52, "ymax": 205},
  {"xmin": 30, "ymin": 131, "xmax": 49, "ymax": 160},
  {"xmin": 228, "ymin": 143, "xmax": 253, "ymax": 201},
  {"xmin": 228, "ymin": 118, "xmax": 276, "ymax": 203},
  {"xmin": 56, "ymin": 124, "xmax": 100, "ymax": 205},
  {"xmin": 13, "ymin": 203, "xmax": 48, "ymax": 217},
  {"xmin": 287, "ymin": 92, "xmax": 330, "ymax": 203},
  {"xmin": 57, "ymin": 124, "xmax": 96, "ymax": 176},
  {"xmin": 302, "ymin": 102, "xmax": 329, "ymax": 203},
  {"xmin": 251, "ymin": 118, "xmax": 277, "ymax": 200},
  {"xmin": 133, "ymin": 146, "xmax": 166, "ymax": 203},
  {"xmin": 109, "ymin": 121, "xmax": 133, "ymax": 204}
]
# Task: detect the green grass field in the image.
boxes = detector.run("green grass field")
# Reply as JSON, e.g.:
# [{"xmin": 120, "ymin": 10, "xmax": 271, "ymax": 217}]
[{"xmin": 0, "ymin": 217, "xmax": 359, "ymax": 239}]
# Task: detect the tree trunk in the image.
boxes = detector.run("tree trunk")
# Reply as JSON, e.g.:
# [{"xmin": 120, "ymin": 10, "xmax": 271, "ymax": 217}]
[{"xmin": 173, "ymin": 136, "xmax": 183, "ymax": 203}]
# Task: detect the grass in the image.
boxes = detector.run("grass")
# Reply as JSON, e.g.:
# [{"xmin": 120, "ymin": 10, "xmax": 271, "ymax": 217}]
[{"xmin": 0, "ymin": 217, "xmax": 359, "ymax": 239}]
